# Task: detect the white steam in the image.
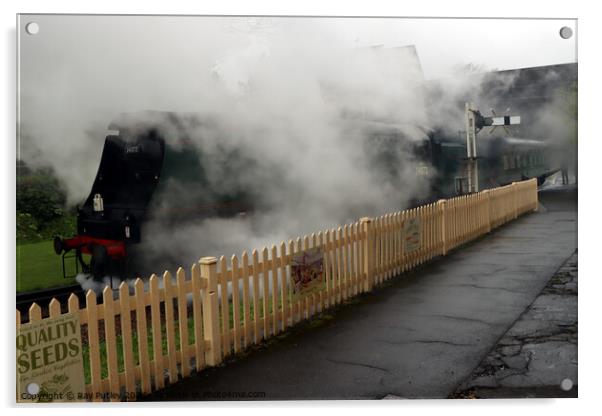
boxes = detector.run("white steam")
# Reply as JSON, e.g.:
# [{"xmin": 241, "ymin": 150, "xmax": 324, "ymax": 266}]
[{"xmin": 20, "ymin": 17, "xmax": 433, "ymax": 277}]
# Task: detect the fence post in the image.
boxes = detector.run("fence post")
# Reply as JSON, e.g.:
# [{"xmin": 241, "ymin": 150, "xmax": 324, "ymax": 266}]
[
  {"xmin": 200, "ymin": 256, "xmax": 222, "ymax": 366},
  {"xmin": 437, "ymin": 199, "xmax": 447, "ymax": 255},
  {"xmin": 512, "ymin": 182, "xmax": 518, "ymax": 219},
  {"xmin": 483, "ymin": 190, "xmax": 492, "ymax": 233},
  {"xmin": 533, "ymin": 178, "xmax": 539, "ymax": 212},
  {"xmin": 360, "ymin": 217, "xmax": 374, "ymax": 292}
]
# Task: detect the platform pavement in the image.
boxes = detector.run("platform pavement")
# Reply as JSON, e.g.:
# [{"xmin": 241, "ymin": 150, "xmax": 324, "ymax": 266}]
[
  {"xmin": 144, "ymin": 187, "xmax": 577, "ymax": 401},
  {"xmin": 452, "ymin": 250, "xmax": 578, "ymax": 398}
]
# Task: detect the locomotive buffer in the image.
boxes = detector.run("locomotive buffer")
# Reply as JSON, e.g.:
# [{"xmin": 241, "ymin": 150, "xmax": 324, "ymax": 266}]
[{"xmin": 464, "ymin": 102, "xmax": 521, "ymax": 193}]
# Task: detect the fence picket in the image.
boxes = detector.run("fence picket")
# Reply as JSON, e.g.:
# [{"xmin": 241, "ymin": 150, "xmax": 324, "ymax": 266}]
[
  {"xmin": 373, "ymin": 218, "xmax": 380, "ymax": 281},
  {"xmin": 335, "ymin": 229, "xmax": 342, "ymax": 303},
  {"xmin": 295, "ymin": 237, "xmax": 303, "ymax": 322},
  {"xmin": 390, "ymin": 214, "xmax": 396, "ymax": 273},
  {"xmin": 415, "ymin": 208, "xmax": 421, "ymax": 266},
  {"xmin": 251, "ymin": 250, "xmax": 261, "ymax": 342},
  {"xmin": 29, "ymin": 302, "xmax": 41, "ymax": 321},
  {"xmin": 392, "ymin": 213, "xmax": 398, "ymax": 273},
  {"xmin": 134, "ymin": 278, "xmax": 151, "ymax": 395},
  {"xmin": 118, "ymin": 282, "xmax": 136, "ymax": 397},
  {"xmin": 48, "ymin": 298, "xmax": 61, "ymax": 317},
  {"xmin": 280, "ymin": 242, "xmax": 289, "ymax": 331},
  {"xmin": 424, "ymin": 206, "xmax": 430, "ymax": 259},
  {"xmin": 404, "ymin": 211, "xmax": 410, "ymax": 270},
  {"xmin": 303, "ymin": 235, "xmax": 311, "ymax": 319},
  {"xmin": 418, "ymin": 208, "xmax": 424, "ymax": 262},
  {"xmin": 176, "ymin": 268, "xmax": 190, "ymax": 378},
  {"xmin": 162, "ymin": 272, "xmax": 178, "ymax": 384},
  {"xmin": 191, "ymin": 264, "xmax": 205, "ymax": 371},
  {"xmin": 290, "ymin": 239, "xmax": 300, "ymax": 324},
  {"xmin": 241, "ymin": 252, "xmax": 252, "ymax": 346},
  {"xmin": 387, "ymin": 214, "xmax": 392, "ymax": 272},
  {"xmin": 428, "ymin": 204, "xmax": 436, "ymax": 260},
  {"xmin": 231, "ymin": 255, "xmax": 241, "ymax": 353},
  {"xmin": 358, "ymin": 222, "xmax": 365, "ymax": 293},
  {"xmin": 271, "ymin": 245, "xmax": 280, "ymax": 334},
  {"xmin": 324, "ymin": 231, "xmax": 331, "ymax": 307},
  {"xmin": 219, "ymin": 256, "xmax": 231, "ymax": 356},
  {"xmin": 381, "ymin": 215, "xmax": 386, "ymax": 272},
  {"xmin": 317, "ymin": 232, "xmax": 325, "ymax": 310},
  {"xmin": 149, "ymin": 275, "xmax": 164, "ymax": 390},
  {"xmin": 261, "ymin": 247, "xmax": 270, "ymax": 338},
  {"xmin": 362, "ymin": 217, "xmax": 374, "ymax": 291},
  {"xmin": 391, "ymin": 214, "xmax": 396, "ymax": 274},
  {"xmin": 85, "ymin": 291, "xmax": 102, "ymax": 400},
  {"xmin": 356, "ymin": 221, "xmax": 362, "ymax": 292},
  {"xmin": 102, "ymin": 287, "xmax": 120, "ymax": 401},
  {"xmin": 310, "ymin": 233, "xmax": 318, "ymax": 316},
  {"xmin": 377, "ymin": 217, "xmax": 384, "ymax": 280},
  {"xmin": 342, "ymin": 225, "xmax": 349, "ymax": 300},
  {"xmin": 427, "ymin": 204, "xmax": 435, "ymax": 260},
  {"xmin": 67, "ymin": 293, "xmax": 79, "ymax": 316},
  {"xmin": 401, "ymin": 210, "xmax": 410, "ymax": 273},
  {"xmin": 381, "ymin": 216, "xmax": 386, "ymax": 277}
]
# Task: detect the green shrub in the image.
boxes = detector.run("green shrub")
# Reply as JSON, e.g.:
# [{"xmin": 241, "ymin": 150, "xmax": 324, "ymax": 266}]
[
  {"xmin": 17, "ymin": 169, "xmax": 67, "ymax": 224},
  {"xmin": 16, "ymin": 162, "xmax": 77, "ymax": 244},
  {"xmin": 16, "ymin": 212, "xmax": 42, "ymax": 244}
]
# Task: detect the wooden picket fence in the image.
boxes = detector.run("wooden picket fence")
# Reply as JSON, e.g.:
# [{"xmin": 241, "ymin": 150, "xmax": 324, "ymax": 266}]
[{"xmin": 16, "ymin": 178, "xmax": 538, "ymax": 401}]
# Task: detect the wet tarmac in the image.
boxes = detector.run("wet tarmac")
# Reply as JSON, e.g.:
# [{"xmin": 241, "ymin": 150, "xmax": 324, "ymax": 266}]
[
  {"xmin": 453, "ymin": 250, "xmax": 577, "ymax": 398},
  {"xmin": 143, "ymin": 187, "xmax": 577, "ymax": 401}
]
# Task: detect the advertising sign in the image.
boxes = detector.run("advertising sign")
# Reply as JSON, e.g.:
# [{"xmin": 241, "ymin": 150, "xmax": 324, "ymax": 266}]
[
  {"xmin": 17, "ymin": 312, "xmax": 86, "ymax": 403},
  {"xmin": 291, "ymin": 247, "xmax": 325, "ymax": 300},
  {"xmin": 403, "ymin": 217, "xmax": 422, "ymax": 254}
]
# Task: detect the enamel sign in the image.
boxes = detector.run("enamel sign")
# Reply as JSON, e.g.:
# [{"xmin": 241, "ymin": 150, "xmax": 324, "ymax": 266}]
[
  {"xmin": 403, "ymin": 218, "xmax": 421, "ymax": 254},
  {"xmin": 17, "ymin": 312, "xmax": 86, "ymax": 403},
  {"xmin": 291, "ymin": 247, "xmax": 325, "ymax": 300}
]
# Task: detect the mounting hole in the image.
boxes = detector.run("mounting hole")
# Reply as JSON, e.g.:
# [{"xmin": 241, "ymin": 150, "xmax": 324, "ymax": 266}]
[
  {"xmin": 26, "ymin": 382, "xmax": 40, "ymax": 395},
  {"xmin": 560, "ymin": 378, "xmax": 573, "ymax": 391},
  {"xmin": 25, "ymin": 22, "xmax": 39, "ymax": 35},
  {"xmin": 559, "ymin": 26, "xmax": 573, "ymax": 40}
]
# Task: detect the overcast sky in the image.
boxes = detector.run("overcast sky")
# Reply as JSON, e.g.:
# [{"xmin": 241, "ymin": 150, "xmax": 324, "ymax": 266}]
[
  {"xmin": 332, "ymin": 17, "xmax": 576, "ymax": 78},
  {"xmin": 19, "ymin": 15, "xmax": 576, "ymax": 80}
]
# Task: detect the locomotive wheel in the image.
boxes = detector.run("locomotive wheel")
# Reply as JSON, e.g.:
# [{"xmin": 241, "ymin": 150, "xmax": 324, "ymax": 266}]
[{"xmin": 89, "ymin": 244, "xmax": 108, "ymax": 280}]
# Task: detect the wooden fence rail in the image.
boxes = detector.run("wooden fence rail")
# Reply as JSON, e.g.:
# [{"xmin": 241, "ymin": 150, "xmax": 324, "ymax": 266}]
[{"xmin": 16, "ymin": 179, "xmax": 538, "ymax": 401}]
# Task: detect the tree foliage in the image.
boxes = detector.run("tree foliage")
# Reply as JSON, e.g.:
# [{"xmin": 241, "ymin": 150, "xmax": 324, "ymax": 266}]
[
  {"xmin": 17, "ymin": 168, "xmax": 66, "ymax": 222},
  {"xmin": 16, "ymin": 161, "xmax": 76, "ymax": 243}
]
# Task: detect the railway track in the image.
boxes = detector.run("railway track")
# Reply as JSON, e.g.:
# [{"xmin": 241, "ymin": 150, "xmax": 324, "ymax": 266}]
[{"xmin": 16, "ymin": 283, "xmax": 86, "ymax": 322}]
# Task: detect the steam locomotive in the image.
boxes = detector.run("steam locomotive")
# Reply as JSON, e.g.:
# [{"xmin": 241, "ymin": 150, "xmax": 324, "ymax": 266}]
[
  {"xmin": 53, "ymin": 111, "xmax": 554, "ymax": 280},
  {"xmin": 53, "ymin": 112, "xmax": 255, "ymax": 279}
]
